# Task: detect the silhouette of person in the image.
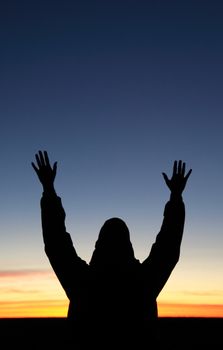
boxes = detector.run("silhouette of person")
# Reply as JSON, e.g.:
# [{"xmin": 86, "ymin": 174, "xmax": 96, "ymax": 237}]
[{"xmin": 32, "ymin": 151, "xmax": 192, "ymax": 349}]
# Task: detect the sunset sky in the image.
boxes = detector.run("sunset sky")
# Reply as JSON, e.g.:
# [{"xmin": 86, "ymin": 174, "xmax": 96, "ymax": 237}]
[{"xmin": 1, "ymin": 0, "xmax": 223, "ymax": 318}]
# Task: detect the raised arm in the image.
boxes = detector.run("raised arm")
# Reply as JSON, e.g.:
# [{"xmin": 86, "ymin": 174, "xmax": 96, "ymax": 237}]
[
  {"xmin": 142, "ymin": 160, "xmax": 192, "ymax": 297},
  {"xmin": 32, "ymin": 151, "xmax": 88, "ymax": 298},
  {"xmin": 32, "ymin": 150, "xmax": 65, "ymax": 244}
]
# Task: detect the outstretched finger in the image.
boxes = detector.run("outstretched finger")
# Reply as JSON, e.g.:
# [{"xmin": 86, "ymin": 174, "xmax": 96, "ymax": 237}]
[
  {"xmin": 35, "ymin": 153, "xmax": 41, "ymax": 168},
  {"xmin": 39, "ymin": 151, "xmax": 45, "ymax": 166},
  {"xmin": 173, "ymin": 161, "xmax": 177, "ymax": 176},
  {"xmin": 44, "ymin": 151, "xmax": 50, "ymax": 166},
  {"xmin": 178, "ymin": 160, "xmax": 182, "ymax": 174},
  {"xmin": 182, "ymin": 162, "xmax": 185, "ymax": 176}
]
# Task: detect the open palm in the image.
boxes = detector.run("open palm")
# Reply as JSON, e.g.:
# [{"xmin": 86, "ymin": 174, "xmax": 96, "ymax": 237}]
[
  {"xmin": 32, "ymin": 151, "xmax": 57, "ymax": 191},
  {"xmin": 162, "ymin": 160, "xmax": 192, "ymax": 195}
]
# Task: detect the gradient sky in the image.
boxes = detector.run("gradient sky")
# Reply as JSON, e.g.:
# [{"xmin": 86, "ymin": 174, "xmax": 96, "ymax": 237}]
[{"xmin": 0, "ymin": 0, "xmax": 223, "ymax": 317}]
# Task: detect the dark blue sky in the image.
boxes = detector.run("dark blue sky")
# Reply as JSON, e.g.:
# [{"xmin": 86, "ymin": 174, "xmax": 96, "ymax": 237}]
[{"xmin": 0, "ymin": 0, "xmax": 223, "ymax": 305}]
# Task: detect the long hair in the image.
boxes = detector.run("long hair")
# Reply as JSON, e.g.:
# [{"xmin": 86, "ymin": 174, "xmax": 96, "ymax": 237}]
[{"xmin": 89, "ymin": 217, "xmax": 137, "ymax": 268}]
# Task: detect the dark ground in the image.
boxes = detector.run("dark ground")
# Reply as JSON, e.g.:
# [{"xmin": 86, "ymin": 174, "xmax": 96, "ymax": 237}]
[{"xmin": 0, "ymin": 317, "xmax": 222, "ymax": 349}]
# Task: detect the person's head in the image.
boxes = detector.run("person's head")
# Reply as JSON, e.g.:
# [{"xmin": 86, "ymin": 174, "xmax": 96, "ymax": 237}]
[{"xmin": 89, "ymin": 217, "xmax": 136, "ymax": 268}]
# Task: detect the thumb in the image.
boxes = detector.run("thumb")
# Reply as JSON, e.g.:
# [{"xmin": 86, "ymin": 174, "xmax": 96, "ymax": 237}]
[
  {"xmin": 53, "ymin": 161, "xmax": 57, "ymax": 176},
  {"xmin": 185, "ymin": 169, "xmax": 192, "ymax": 182},
  {"xmin": 31, "ymin": 162, "xmax": 39, "ymax": 176},
  {"xmin": 162, "ymin": 172, "xmax": 169, "ymax": 184}
]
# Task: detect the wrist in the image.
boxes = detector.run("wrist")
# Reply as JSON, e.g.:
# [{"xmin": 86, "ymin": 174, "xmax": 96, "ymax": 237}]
[
  {"xmin": 170, "ymin": 192, "xmax": 183, "ymax": 201},
  {"xmin": 43, "ymin": 184, "xmax": 56, "ymax": 195}
]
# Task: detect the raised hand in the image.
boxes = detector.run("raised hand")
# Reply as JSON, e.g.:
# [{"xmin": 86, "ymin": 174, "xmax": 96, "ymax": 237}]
[
  {"xmin": 162, "ymin": 160, "xmax": 192, "ymax": 196},
  {"xmin": 32, "ymin": 151, "xmax": 57, "ymax": 191}
]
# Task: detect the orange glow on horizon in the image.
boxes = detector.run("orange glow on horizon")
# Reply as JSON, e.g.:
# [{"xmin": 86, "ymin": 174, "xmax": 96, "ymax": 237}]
[
  {"xmin": 1, "ymin": 300, "xmax": 223, "ymax": 319},
  {"xmin": 0, "ymin": 269, "xmax": 223, "ymax": 318},
  {"xmin": 0, "ymin": 269, "xmax": 68, "ymax": 318},
  {"xmin": 158, "ymin": 302, "xmax": 223, "ymax": 318},
  {"xmin": 0, "ymin": 300, "xmax": 68, "ymax": 318},
  {"xmin": 1, "ymin": 301, "xmax": 223, "ymax": 318}
]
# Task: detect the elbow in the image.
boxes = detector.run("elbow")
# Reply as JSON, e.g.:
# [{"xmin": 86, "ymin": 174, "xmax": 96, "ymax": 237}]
[
  {"xmin": 172, "ymin": 250, "xmax": 180, "ymax": 266},
  {"xmin": 167, "ymin": 250, "xmax": 180, "ymax": 269}
]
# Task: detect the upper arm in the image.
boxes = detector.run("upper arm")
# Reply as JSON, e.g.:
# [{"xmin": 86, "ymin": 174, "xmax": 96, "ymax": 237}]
[
  {"xmin": 142, "ymin": 199, "xmax": 185, "ymax": 297},
  {"xmin": 40, "ymin": 194, "xmax": 88, "ymax": 298},
  {"xmin": 45, "ymin": 232, "xmax": 88, "ymax": 299}
]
